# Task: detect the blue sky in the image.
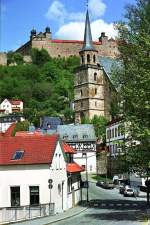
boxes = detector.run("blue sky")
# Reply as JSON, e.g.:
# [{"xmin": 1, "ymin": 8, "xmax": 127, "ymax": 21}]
[{"xmin": 1, "ymin": 0, "xmax": 136, "ymax": 52}]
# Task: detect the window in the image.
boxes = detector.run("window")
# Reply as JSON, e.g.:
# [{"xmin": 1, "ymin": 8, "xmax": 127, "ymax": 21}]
[
  {"xmin": 73, "ymin": 135, "xmax": 78, "ymax": 139},
  {"xmin": 87, "ymin": 54, "xmax": 90, "ymax": 63},
  {"xmin": 11, "ymin": 151, "xmax": 24, "ymax": 160},
  {"xmin": 94, "ymin": 73, "xmax": 97, "ymax": 81},
  {"xmin": 95, "ymin": 88, "xmax": 97, "ymax": 95},
  {"xmin": 80, "ymin": 90, "xmax": 83, "ymax": 97},
  {"xmin": 63, "ymin": 135, "xmax": 68, "ymax": 139},
  {"xmin": 112, "ymin": 129, "xmax": 114, "ymax": 138},
  {"xmin": 81, "ymin": 55, "xmax": 84, "ymax": 64},
  {"xmin": 81, "ymin": 101, "xmax": 83, "ymax": 107},
  {"xmin": 115, "ymin": 127, "xmax": 118, "ymax": 137},
  {"xmin": 30, "ymin": 186, "xmax": 39, "ymax": 206},
  {"xmin": 83, "ymin": 134, "xmax": 88, "ymax": 139},
  {"xmin": 11, "ymin": 186, "xmax": 20, "ymax": 207},
  {"xmin": 93, "ymin": 55, "xmax": 96, "ymax": 63},
  {"xmin": 95, "ymin": 101, "xmax": 97, "ymax": 107}
]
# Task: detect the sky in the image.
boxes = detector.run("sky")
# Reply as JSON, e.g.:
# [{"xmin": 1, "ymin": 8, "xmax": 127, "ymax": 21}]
[{"xmin": 0, "ymin": 0, "xmax": 136, "ymax": 52}]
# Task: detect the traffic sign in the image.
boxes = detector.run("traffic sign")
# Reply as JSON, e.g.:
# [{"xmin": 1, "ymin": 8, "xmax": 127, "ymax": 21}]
[
  {"xmin": 48, "ymin": 179, "xmax": 53, "ymax": 184},
  {"xmin": 48, "ymin": 184, "xmax": 53, "ymax": 189}
]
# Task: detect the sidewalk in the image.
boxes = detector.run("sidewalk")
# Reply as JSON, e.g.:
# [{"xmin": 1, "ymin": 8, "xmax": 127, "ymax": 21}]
[{"xmin": 9, "ymin": 203, "xmax": 88, "ymax": 225}]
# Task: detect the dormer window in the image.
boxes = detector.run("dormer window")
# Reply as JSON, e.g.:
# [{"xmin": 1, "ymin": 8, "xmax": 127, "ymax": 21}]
[
  {"xmin": 73, "ymin": 135, "xmax": 78, "ymax": 139},
  {"xmin": 83, "ymin": 134, "xmax": 88, "ymax": 139},
  {"xmin": 11, "ymin": 150, "xmax": 24, "ymax": 160},
  {"xmin": 63, "ymin": 135, "xmax": 68, "ymax": 139}
]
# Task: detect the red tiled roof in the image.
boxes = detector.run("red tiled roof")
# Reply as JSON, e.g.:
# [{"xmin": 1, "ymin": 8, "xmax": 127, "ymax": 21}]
[
  {"xmin": 50, "ymin": 39, "xmax": 102, "ymax": 45},
  {"xmin": 0, "ymin": 135, "xmax": 58, "ymax": 165},
  {"xmin": 62, "ymin": 142, "xmax": 76, "ymax": 154},
  {"xmin": 8, "ymin": 100, "xmax": 22, "ymax": 105},
  {"xmin": 66, "ymin": 163, "xmax": 84, "ymax": 173},
  {"xmin": 16, "ymin": 130, "xmax": 43, "ymax": 137}
]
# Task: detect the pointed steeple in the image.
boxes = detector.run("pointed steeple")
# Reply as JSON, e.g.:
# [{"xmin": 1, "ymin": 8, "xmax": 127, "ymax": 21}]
[{"xmin": 81, "ymin": 9, "xmax": 96, "ymax": 51}]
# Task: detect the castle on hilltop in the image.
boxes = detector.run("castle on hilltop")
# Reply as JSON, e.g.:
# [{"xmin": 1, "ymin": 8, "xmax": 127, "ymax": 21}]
[{"xmin": 16, "ymin": 26, "xmax": 119, "ymax": 59}]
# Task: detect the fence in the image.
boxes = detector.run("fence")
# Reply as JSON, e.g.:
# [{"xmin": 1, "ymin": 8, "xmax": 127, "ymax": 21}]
[{"xmin": 0, "ymin": 203, "xmax": 55, "ymax": 224}]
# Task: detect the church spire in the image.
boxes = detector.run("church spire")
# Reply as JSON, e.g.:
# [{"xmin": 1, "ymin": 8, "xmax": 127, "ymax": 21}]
[{"xmin": 81, "ymin": 8, "xmax": 96, "ymax": 51}]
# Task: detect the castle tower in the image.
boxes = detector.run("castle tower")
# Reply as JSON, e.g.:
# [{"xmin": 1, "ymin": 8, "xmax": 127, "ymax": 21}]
[{"xmin": 74, "ymin": 9, "xmax": 113, "ymax": 123}]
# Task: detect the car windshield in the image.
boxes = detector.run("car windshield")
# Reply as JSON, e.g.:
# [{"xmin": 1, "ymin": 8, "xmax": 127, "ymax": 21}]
[{"xmin": 127, "ymin": 189, "xmax": 133, "ymax": 192}]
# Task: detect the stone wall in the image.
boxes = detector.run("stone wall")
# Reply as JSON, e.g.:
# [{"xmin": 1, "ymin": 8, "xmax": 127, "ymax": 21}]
[{"xmin": 16, "ymin": 34, "xmax": 119, "ymax": 59}]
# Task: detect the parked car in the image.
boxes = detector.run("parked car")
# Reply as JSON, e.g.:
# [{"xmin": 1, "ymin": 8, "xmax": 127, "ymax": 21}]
[
  {"xmin": 96, "ymin": 181, "xmax": 114, "ymax": 189},
  {"xmin": 124, "ymin": 187, "xmax": 134, "ymax": 197}
]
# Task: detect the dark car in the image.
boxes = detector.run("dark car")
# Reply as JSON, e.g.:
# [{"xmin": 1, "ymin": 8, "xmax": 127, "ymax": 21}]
[{"xmin": 96, "ymin": 181, "xmax": 114, "ymax": 189}]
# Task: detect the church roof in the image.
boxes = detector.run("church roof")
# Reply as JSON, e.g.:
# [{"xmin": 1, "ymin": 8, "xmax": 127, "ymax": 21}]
[{"xmin": 81, "ymin": 10, "xmax": 96, "ymax": 52}]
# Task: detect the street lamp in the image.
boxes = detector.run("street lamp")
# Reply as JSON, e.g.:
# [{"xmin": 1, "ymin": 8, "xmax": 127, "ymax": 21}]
[{"xmin": 85, "ymin": 152, "xmax": 89, "ymax": 202}]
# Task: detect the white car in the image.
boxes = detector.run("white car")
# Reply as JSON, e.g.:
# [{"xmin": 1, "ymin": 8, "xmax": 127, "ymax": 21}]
[{"xmin": 124, "ymin": 187, "xmax": 134, "ymax": 197}]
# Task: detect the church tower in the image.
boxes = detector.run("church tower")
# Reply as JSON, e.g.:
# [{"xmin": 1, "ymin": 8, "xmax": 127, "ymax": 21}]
[{"xmin": 74, "ymin": 9, "xmax": 113, "ymax": 123}]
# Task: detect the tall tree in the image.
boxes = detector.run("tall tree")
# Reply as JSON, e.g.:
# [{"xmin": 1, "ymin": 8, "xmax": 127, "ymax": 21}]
[{"xmin": 113, "ymin": 0, "xmax": 150, "ymax": 203}]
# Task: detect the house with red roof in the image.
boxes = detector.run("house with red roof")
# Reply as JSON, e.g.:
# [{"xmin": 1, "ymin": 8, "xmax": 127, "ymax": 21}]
[
  {"xmin": 0, "ymin": 125, "xmax": 84, "ymax": 223},
  {"xmin": 0, "ymin": 99, "xmax": 24, "ymax": 132},
  {"xmin": 0, "ymin": 99, "xmax": 23, "ymax": 114}
]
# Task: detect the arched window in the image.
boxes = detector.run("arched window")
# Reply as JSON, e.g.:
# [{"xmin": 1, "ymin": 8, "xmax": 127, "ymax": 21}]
[
  {"xmin": 93, "ymin": 55, "xmax": 96, "ymax": 63},
  {"xmin": 94, "ymin": 72, "xmax": 97, "ymax": 81},
  {"xmin": 80, "ymin": 90, "xmax": 83, "ymax": 96},
  {"xmin": 95, "ymin": 88, "xmax": 97, "ymax": 95},
  {"xmin": 87, "ymin": 54, "xmax": 90, "ymax": 63},
  {"xmin": 81, "ymin": 55, "xmax": 84, "ymax": 64}
]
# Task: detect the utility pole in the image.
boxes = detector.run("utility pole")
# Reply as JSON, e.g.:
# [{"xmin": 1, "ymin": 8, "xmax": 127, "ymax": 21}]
[{"xmin": 85, "ymin": 152, "xmax": 89, "ymax": 202}]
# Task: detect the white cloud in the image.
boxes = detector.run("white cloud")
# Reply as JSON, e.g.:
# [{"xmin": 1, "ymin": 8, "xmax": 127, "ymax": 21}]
[
  {"xmin": 46, "ymin": 0, "xmax": 117, "ymax": 41},
  {"xmin": 89, "ymin": 0, "xmax": 106, "ymax": 18},
  {"xmin": 56, "ymin": 20, "xmax": 118, "ymax": 41},
  {"xmin": 45, "ymin": 1, "xmax": 66, "ymax": 24}
]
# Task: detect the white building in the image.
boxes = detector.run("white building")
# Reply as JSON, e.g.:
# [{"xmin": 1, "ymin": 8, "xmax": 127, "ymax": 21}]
[
  {"xmin": 0, "ymin": 126, "xmax": 83, "ymax": 223},
  {"xmin": 106, "ymin": 118, "xmax": 125, "ymax": 157},
  {"xmin": 0, "ymin": 99, "xmax": 24, "ymax": 132},
  {"xmin": 0, "ymin": 99, "xmax": 23, "ymax": 114}
]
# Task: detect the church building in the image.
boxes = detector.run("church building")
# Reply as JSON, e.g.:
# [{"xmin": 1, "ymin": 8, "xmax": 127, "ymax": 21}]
[{"xmin": 74, "ymin": 9, "xmax": 117, "ymax": 123}]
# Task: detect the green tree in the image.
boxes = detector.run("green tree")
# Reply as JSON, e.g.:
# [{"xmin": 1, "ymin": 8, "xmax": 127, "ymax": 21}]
[
  {"xmin": 113, "ymin": 0, "xmax": 150, "ymax": 203},
  {"xmin": 12, "ymin": 120, "xmax": 30, "ymax": 136},
  {"xmin": 31, "ymin": 48, "xmax": 51, "ymax": 66}
]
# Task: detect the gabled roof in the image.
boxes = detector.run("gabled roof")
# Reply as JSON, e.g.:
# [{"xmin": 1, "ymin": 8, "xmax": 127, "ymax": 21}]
[
  {"xmin": 62, "ymin": 142, "xmax": 76, "ymax": 154},
  {"xmin": 8, "ymin": 100, "xmax": 23, "ymax": 105},
  {"xmin": 66, "ymin": 163, "xmax": 84, "ymax": 173},
  {"xmin": 41, "ymin": 116, "xmax": 62, "ymax": 130},
  {"xmin": 0, "ymin": 135, "xmax": 58, "ymax": 165}
]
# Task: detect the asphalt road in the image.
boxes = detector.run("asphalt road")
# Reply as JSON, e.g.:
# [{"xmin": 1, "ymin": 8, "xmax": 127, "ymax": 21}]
[{"xmin": 51, "ymin": 182, "xmax": 148, "ymax": 225}]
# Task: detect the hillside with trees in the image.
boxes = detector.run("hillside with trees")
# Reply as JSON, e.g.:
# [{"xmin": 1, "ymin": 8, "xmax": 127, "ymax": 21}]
[{"xmin": 0, "ymin": 49, "xmax": 80, "ymax": 125}]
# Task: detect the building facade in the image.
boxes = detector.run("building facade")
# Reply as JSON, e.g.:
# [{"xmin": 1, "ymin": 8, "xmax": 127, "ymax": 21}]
[
  {"xmin": 57, "ymin": 124, "xmax": 96, "ymax": 173},
  {"xmin": 0, "ymin": 126, "xmax": 83, "ymax": 223},
  {"xmin": 0, "ymin": 99, "xmax": 24, "ymax": 132},
  {"xmin": 74, "ymin": 10, "xmax": 117, "ymax": 123},
  {"xmin": 15, "ymin": 26, "xmax": 119, "ymax": 60}
]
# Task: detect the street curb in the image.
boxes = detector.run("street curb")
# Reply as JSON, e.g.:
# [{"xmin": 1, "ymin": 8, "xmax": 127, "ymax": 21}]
[{"xmin": 43, "ymin": 206, "xmax": 89, "ymax": 225}]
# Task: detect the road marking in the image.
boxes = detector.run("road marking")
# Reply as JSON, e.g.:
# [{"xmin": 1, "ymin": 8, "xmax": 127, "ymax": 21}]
[
  {"xmin": 125, "ymin": 204, "xmax": 129, "ymax": 206},
  {"xmin": 132, "ymin": 203, "xmax": 138, "ymax": 206},
  {"xmin": 101, "ymin": 203, "xmax": 106, "ymax": 206},
  {"xmin": 93, "ymin": 203, "xmax": 99, "ymax": 207},
  {"xmin": 116, "ymin": 204, "xmax": 122, "ymax": 206},
  {"xmin": 109, "ymin": 204, "xmax": 114, "ymax": 207}
]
